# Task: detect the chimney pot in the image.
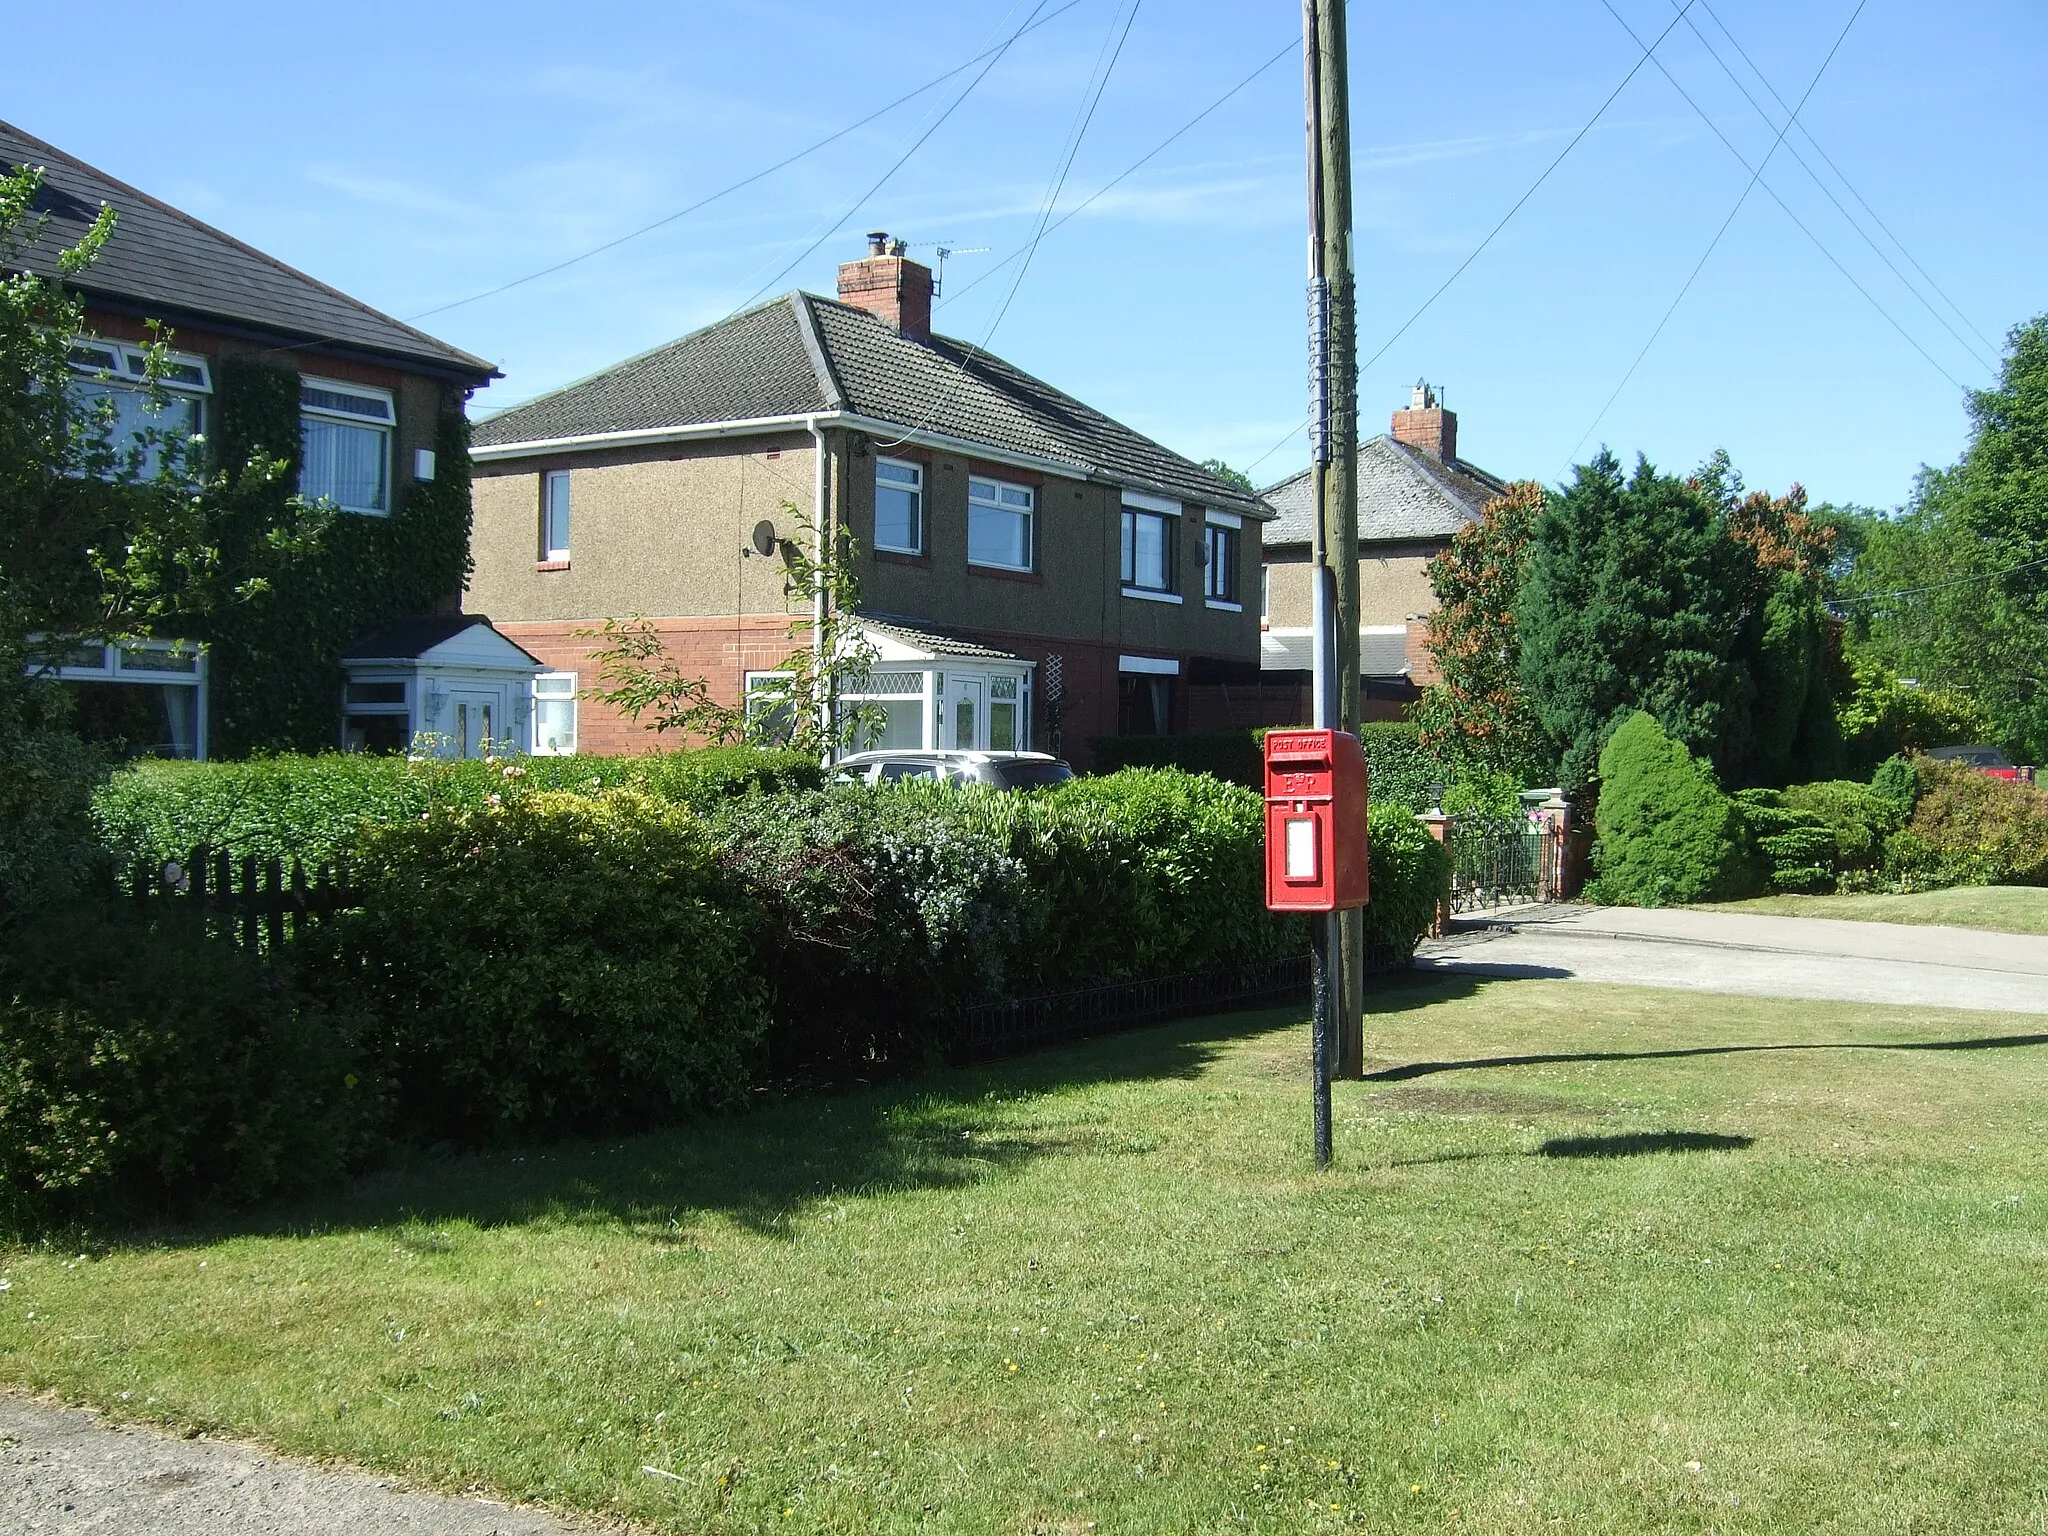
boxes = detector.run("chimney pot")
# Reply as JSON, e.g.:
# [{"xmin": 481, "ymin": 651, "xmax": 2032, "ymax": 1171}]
[{"xmin": 867, "ymin": 230, "xmax": 889, "ymax": 256}]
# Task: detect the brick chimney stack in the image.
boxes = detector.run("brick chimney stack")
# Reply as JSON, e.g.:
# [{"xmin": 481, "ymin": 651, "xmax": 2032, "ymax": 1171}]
[
  {"xmin": 836, "ymin": 231, "xmax": 933, "ymax": 342},
  {"xmin": 1391, "ymin": 381, "xmax": 1457, "ymax": 462}
]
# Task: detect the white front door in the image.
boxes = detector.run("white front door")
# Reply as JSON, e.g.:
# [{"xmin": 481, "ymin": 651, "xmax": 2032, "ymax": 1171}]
[
  {"xmin": 946, "ymin": 673, "xmax": 984, "ymax": 751},
  {"xmin": 450, "ymin": 690, "xmax": 500, "ymax": 758}
]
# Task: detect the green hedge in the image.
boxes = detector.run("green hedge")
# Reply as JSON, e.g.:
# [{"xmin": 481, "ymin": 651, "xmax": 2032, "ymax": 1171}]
[
  {"xmin": 1, "ymin": 905, "xmax": 371, "ymax": 1230},
  {"xmin": 92, "ymin": 746, "xmax": 823, "ymax": 868},
  {"xmin": 1733, "ymin": 791, "xmax": 1836, "ymax": 894},
  {"xmin": 322, "ymin": 789, "xmax": 768, "ymax": 1142},
  {"xmin": 1874, "ymin": 757, "xmax": 2048, "ymax": 891},
  {"xmin": 1362, "ymin": 804, "xmax": 1453, "ymax": 955}
]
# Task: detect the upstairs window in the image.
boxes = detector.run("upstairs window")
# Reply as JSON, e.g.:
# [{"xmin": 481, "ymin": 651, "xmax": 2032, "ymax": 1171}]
[
  {"xmin": 300, "ymin": 378, "xmax": 393, "ymax": 514},
  {"xmin": 544, "ymin": 470, "xmax": 572, "ymax": 559},
  {"xmin": 1204, "ymin": 521, "xmax": 1240, "ymax": 603},
  {"xmin": 1121, "ymin": 506, "xmax": 1177, "ymax": 593},
  {"xmin": 968, "ymin": 475, "xmax": 1033, "ymax": 571},
  {"xmin": 66, "ymin": 338, "xmax": 211, "ymax": 480},
  {"xmin": 874, "ymin": 457, "xmax": 923, "ymax": 554}
]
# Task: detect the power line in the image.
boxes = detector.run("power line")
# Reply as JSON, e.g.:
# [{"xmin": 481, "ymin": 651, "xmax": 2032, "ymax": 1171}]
[
  {"xmin": 1695, "ymin": 0, "xmax": 2001, "ymax": 359},
  {"xmin": 1240, "ymin": 0, "xmax": 1709, "ymax": 482},
  {"xmin": 1620, "ymin": 0, "xmax": 1995, "ymax": 378},
  {"xmin": 729, "ymin": 0, "xmax": 1057, "ymax": 317},
  {"xmin": 403, "ymin": 0, "xmax": 1086, "ymax": 325},
  {"xmin": 872, "ymin": 0, "xmax": 1143, "ymax": 452},
  {"xmin": 1831, "ymin": 552, "xmax": 2048, "ymax": 606},
  {"xmin": 1560, "ymin": 0, "xmax": 1873, "ymax": 475},
  {"xmin": 937, "ymin": 36, "xmax": 1297, "ymax": 310}
]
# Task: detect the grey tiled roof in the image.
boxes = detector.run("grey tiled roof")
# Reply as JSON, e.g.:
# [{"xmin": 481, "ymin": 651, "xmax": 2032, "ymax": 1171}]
[
  {"xmin": 474, "ymin": 292, "xmax": 1268, "ymax": 518},
  {"xmin": 2, "ymin": 119, "xmax": 494, "ymax": 380},
  {"xmin": 860, "ymin": 613, "xmax": 1024, "ymax": 661},
  {"xmin": 343, "ymin": 614, "xmax": 540, "ymax": 665},
  {"xmin": 1261, "ymin": 435, "xmax": 1508, "ymax": 547},
  {"xmin": 1260, "ymin": 628, "xmax": 1414, "ymax": 678}
]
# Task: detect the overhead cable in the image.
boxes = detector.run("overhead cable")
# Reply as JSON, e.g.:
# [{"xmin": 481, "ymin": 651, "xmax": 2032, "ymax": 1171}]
[{"xmin": 1559, "ymin": 0, "xmax": 1874, "ymax": 476}]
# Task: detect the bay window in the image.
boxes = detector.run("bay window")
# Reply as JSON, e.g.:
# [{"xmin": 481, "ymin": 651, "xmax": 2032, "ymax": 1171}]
[
  {"xmin": 968, "ymin": 475, "xmax": 1033, "ymax": 571},
  {"xmin": 300, "ymin": 378, "xmax": 393, "ymax": 514}
]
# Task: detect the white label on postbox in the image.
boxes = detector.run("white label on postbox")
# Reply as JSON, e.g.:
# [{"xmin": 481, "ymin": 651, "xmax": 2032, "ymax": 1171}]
[{"xmin": 1284, "ymin": 815, "xmax": 1318, "ymax": 881}]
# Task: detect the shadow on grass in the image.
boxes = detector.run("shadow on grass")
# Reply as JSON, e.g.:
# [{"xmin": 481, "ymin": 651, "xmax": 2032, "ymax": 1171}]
[
  {"xmin": 140, "ymin": 1003, "xmax": 1307, "ymax": 1251},
  {"xmin": 1540, "ymin": 1130, "xmax": 1754, "ymax": 1158},
  {"xmin": 1365, "ymin": 1031, "xmax": 2048, "ymax": 1083}
]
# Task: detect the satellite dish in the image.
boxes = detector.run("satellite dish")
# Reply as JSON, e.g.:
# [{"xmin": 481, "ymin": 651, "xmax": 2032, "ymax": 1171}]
[{"xmin": 750, "ymin": 519, "xmax": 778, "ymax": 558}]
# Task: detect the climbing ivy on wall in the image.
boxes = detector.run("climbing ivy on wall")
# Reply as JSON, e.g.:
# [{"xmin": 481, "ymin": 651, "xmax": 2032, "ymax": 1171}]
[{"xmin": 202, "ymin": 358, "xmax": 474, "ymax": 756}]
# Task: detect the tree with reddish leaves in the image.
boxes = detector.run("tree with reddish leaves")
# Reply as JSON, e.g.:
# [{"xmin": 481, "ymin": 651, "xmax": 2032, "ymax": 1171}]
[{"xmin": 1416, "ymin": 480, "xmax": 1547, "ymax": 782}]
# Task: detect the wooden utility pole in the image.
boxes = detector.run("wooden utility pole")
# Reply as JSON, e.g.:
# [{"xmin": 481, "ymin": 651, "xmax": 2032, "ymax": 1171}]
[{"xmin": 1304, "ymin": 0, "xmax": 1367, "ymax": 1079}]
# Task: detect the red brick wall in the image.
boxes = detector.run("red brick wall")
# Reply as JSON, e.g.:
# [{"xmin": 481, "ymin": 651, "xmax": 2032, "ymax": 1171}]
[
  {"xmin": 494, "ymin": 616, "xmax": 795, "ymax": 756},
  {"xmin": 1390, "ymin": 405, "xmax": 1457, "ymax": 462}
]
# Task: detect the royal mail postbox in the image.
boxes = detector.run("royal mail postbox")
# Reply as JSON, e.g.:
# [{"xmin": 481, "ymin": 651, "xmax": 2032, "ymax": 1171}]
[{"xmin": 1263, "ymin": 728, "xmax": 1370, "ymax": 912}]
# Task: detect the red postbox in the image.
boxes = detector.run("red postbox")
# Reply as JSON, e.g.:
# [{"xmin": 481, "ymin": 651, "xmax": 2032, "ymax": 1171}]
[{"xmin": 1263, "ymin": 728, "xmax": 1370, "ymax": 912}]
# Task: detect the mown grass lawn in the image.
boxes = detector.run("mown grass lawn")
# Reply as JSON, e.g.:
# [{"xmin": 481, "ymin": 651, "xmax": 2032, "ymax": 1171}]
[
  {"xmin": 1707, "ymin": 884, "xmax": 2048, "ymax": 936},
  {"xmin": 4, "ymin": 976, "xmax": 2048, "ymax": 1534}
]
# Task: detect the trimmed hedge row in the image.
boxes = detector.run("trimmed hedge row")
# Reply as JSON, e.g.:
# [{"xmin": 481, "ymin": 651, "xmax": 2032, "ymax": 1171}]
[
  {"xmin": 11, "ymin": 757, "xmax": 1453, "ymax": 1228},
  {"xmin": 1086, "ymin": 723, "xmax": 1457, "ymax": 811},
  {"xmin": 91, "ymin": 747, "xmax": 823, "ymax": 868}
]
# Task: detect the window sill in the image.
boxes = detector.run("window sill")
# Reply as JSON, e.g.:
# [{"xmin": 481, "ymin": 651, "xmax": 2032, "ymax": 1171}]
[
  {"xmin": 535, "ymin": 558, "xmax": 571, "ymax": 572},
  {"xmin": 1122, "ymin": 586, "xmax": 1182, "ymax": 605},
  {"xmin": 875, "ymin": 547, "xmax": 931, "ymax": 566},
  {"xmin": 1204, "ymin": 598, "xmax": 1243, "ymax": 612},
  {"xmin": 969, "ymin": 562, "xmax": 1042, "ymax": 584}
]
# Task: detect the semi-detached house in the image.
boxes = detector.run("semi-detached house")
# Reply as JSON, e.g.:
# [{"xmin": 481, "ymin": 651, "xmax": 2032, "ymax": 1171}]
[{"xmin": 466, "ymin": 235, "xmax": 1273, "ymax": 765}]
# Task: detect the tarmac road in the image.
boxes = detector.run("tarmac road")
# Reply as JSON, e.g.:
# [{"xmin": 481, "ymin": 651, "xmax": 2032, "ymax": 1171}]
[
  {"xmin": 0, "ymin": 1393, "xmax": 591, "ymax": 1536},
  {"xmin": 1416, "ymin": 903, "xmax": 2048, "ymax": 1014}
]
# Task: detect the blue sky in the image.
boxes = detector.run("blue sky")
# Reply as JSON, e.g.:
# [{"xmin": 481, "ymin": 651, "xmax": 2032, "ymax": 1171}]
[{"xmin": 9, "ymin": 0, "xmax": 2042, "ymax": 507}]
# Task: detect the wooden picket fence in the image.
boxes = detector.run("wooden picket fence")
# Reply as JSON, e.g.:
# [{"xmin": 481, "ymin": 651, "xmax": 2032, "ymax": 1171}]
[{"xmin": 110, "ymin": 848, "xmax": 358, "ymax": 951}]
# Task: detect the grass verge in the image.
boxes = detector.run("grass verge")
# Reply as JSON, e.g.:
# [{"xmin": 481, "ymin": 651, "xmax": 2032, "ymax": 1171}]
[
  {"xmin": 1708, "ymin": 884, "xmax": 2048, "ymax": 935},
  {"xmin": 4, "ymin": 977, "xmax": 2047, "ymax": 1533}
]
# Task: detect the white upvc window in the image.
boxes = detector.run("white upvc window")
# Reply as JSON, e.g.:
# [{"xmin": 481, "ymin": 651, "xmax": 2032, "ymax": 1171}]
[
  {"xmin": 1204, "ymin": 512, "xmax": 1242, "ymax": 606},
  {"xmin": 874, "ymin": 457, "xmax": 923, "ymax": 554},
  {"xmin": 744, "ymin": 670, "xmax": 797, "ymax": 747},
  {"xmin": 843, "ymin": 667, "xmax": 930, "ymax": 751},
  {"xmin": 66, "ymin": 338, "xmax": 211, "ymax": 480},
  {"xmin": 33, "ymin": 636, "xmax": 208, "ymax": 759},
  {"xmin": 532, "ymin": 671, "xmax": 578, "ymax": 754},
  {"xmin": 300, "ymin": 377, "xmax": 394, "ymax": 514},
  {"xmin": 543, "ymin": 470, "xmax": 571, "ymax": 559},
  {"xmin": 968, "ymin": 475, "xmax": 1034, "ymax": 571}
]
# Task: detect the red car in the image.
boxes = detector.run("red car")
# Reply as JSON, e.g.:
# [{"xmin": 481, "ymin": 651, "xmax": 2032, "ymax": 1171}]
[{"xmin": 1925, "ymin": 745, "xmax": 2037, "ymax": 784}]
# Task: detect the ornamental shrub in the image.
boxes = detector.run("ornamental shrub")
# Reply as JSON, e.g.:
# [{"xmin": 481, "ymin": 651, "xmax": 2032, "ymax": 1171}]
[
  {"xmin": 0, "ymin": 904, "xmax": 371, "ymax": 1232},
  {"xmin": 1880, "ymin": 757, "xmax": 2048, "ymax": 889},
  {"xmin": 1779, "ymin": 779, "xmax": 1906, "ymax": 873},
  {"xmin": 1587, "ymin": 712, "xmax": 1753, "ymax": 906},
  {"xmin": 319, "ymin": 789, "xmax": 769, "ymax": 1142},
  {"xmin": 1356, "ymin": 721, "xmax": 1454, "ymax": 812},
  {"xmin": 92, "ymin": 746, "xmax": 820, "ymax": 868},
  {"xmin": 1732, "ymin": 790, "xmax": 1837, "ymax": 894},
  {"xmin": 1869, "ymin": 754, "xmax": 1921, "ymax": 820}
]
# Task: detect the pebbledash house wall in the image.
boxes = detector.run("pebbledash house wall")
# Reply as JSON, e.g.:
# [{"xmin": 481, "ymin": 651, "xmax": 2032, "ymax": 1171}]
[{"xmin": 467, "ymin": 426, "xmax": 1261, "ymax": 761}]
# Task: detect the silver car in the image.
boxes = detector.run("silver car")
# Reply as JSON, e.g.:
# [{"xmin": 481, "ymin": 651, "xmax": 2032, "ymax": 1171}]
[{"xmin": 831, "ymin": 749, "xmax": 1075, "ymax": 790}]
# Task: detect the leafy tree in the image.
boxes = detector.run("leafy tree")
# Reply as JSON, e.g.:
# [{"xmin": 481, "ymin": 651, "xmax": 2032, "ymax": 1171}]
[
  {"xmin": 1198, "ymin": 458, "xmax": 1255, "ymax": 495},
  {"xmin": 1517, "ymin": 451, "xmax": 1754, "ymax": 788},
  {"xmin": 1415, "ymin": 480, "xmax": 1546, "ymax": 781}
]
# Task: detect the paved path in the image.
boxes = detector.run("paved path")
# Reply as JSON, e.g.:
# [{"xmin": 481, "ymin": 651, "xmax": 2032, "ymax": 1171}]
[
  {"xmin": 1416, "ymin": 903, "xmax": 2048, "ymax": 1014},
  {"xmin": 0, "ymin": 1393, "xmax": 589, "ymax": 1535}
]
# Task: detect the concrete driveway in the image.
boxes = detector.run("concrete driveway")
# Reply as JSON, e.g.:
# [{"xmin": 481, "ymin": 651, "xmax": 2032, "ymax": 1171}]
[
  {"xmin": 1416, "ymin": 903, "xmax": 2048, "ymax": 1013},
  {"xmin": 0, "ymin": 1393, "xmax": 588, "ymax": 1536}
]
